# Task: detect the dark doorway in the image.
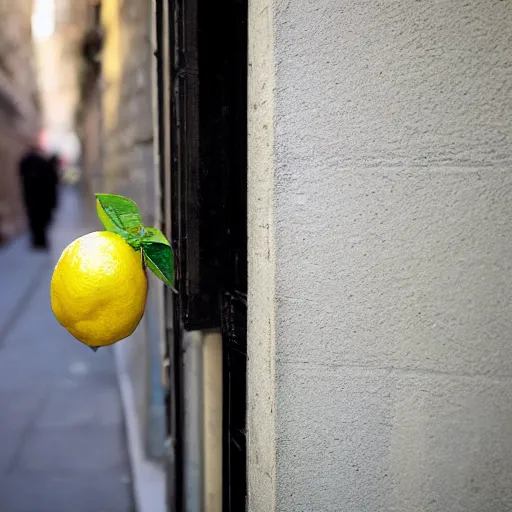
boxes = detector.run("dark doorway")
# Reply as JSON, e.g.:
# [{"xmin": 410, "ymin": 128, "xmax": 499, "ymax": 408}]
[{"xmin": 155, "ymin": 0, "xmax": 248, "ymax": 510}]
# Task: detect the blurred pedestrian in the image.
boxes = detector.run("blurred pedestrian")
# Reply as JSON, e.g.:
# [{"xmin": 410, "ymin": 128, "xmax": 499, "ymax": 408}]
[
  {"xmin": 47, "ymin": 153, "xmax": 61, "ymax": 219},
  {"xmin": 19, "ymin": 143, "xmax": 57, "ymax": 250}
]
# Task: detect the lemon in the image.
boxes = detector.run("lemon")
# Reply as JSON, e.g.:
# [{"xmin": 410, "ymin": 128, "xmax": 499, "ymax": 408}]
[{"xmin": 51, "ymin": 231, "xmax": 148, "ymax": 347}]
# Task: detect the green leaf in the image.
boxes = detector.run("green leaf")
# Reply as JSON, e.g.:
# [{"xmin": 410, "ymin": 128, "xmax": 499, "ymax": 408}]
[
  {"xmin": 141, "ymin": 227, "xmax": 171, "ymax": 247},
  {"xmin": 96, "ymin": 200, "xmax": 119, "ymax": 233},
  {"xmin": 143, "ymin": 242, "xmax": 176, "ymax": 291},
  {"xmin": 96, "ymin": 194, "xmax": 144, "ymax": 235}
]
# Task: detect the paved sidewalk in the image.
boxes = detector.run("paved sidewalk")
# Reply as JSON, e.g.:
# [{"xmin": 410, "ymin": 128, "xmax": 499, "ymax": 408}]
[{"xmin": 0, "ymin": 187, "xmax": 134, "ymax": 512}]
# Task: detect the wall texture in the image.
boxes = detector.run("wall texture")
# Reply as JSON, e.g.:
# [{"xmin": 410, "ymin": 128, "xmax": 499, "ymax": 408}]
[
  {"xmin": 98, "ymin": 0, "xmax": 165, "ymax": 462},
  {"xmin": 0, "ymin": 0, "xmax": 40, "ymax": 241},
  {"xmin": 248, "ymin": 1, "xmax": 512, "ymax": 511},
  {"xmin": 101, "ymin": 0, "xmax": 155, "ymax": 223},
  {"xmin": 100, "ymin": 0, "xmax": 152, "ymax": 432},
  {"xmin": 247, "ymin": 0, "xmax": 277, "ymax": 507}
]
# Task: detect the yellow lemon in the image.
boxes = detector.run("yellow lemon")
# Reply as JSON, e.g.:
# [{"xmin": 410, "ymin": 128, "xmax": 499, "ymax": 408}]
[{"xmin": 51, "ymin": 231, "xmax": 148, "ymax": 347}]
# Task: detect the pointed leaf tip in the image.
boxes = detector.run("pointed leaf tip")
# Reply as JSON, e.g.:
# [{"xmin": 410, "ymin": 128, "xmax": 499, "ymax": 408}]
[
  {"xmin": 95, "ymin": 194, "xmax": 144, "ymax": 235},
  {"xmin": 143, "ymin": 242, "xmax": 176, "ymax": 290}
]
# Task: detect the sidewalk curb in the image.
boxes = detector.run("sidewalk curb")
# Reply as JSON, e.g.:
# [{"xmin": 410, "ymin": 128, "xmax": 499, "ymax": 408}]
[{"xmin": 113, "ymin": 342, "xmax": 167, "ymax": 512}]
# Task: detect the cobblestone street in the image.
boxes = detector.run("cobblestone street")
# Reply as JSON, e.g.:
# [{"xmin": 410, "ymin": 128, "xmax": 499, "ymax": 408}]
[{"xmin": 0, "ymin": 187, "xmax": 134, "ymax": 512}]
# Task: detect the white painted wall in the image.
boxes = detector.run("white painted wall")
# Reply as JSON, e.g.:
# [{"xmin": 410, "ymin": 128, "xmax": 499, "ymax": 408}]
[{"xmin": 248, "ymin": 1, "xmax": 512, "ymax": 511}]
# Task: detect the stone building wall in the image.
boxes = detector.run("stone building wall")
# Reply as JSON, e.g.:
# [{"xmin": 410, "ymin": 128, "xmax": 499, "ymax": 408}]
[
  {"xmin": 0, "ymin": 0, "xmax": 40, "ymax": 242},
  {"xmin": 99, "ymin": 0, "xmax": 155, "ymax": 223},
  {"xmin": 78, "ymin": 0, "xmax": 164, "ymax": 466},
  {"xmin": 248, "ymin": 2, "xmax": 512, "ymax": 511}
]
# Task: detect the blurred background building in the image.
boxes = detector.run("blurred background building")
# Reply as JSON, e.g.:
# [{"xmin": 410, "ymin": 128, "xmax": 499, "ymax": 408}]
[
  {"xmin": 0, "ymin": 1, "xmax": 167, "ymax": 511},
  {"xmin": 78, "ymin": 0, "xmax": 168, "ymax": 502},
  {"xmin": 33, "ymin": 0, "xmax": 84, "ymax": 168},
  {"xmin": 0, "ymin": 0, "xmax": 40, "ymax": 243}
]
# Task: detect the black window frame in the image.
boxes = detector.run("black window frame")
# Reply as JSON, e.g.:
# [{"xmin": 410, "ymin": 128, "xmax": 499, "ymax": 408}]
[{"xmin": 156, "ymin": 0, "xmax": 248, "ymax": 509}]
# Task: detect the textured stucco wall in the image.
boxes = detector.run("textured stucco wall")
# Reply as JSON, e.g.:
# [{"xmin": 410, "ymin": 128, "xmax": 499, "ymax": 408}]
[
  {"xmin": 247, "ymin": 0, "xmax": 277, "ymax": 507},
  {"xmin": 248, "ymin": 1, "xmax": 512, "ymax": 511}
]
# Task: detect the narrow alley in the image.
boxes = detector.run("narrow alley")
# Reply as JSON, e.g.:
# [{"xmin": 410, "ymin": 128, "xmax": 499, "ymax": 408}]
[{"xmin": 0, "ymin": 186, "xmax": 134, "ymax": 512}]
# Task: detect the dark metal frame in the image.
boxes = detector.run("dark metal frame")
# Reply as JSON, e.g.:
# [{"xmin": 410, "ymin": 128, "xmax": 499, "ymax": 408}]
[
  {"xmin": 157, "ymin": 0, "xmax": 248, "ymax": 509},
  {"xmin": 155, "ymin": 2, "xmax": 185, "ymax": 509}
]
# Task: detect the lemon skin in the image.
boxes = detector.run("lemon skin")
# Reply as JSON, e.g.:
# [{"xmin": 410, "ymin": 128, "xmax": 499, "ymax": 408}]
[{"xmin": 50, "ymin": 231, "xmax": 148, "ymax": 347}]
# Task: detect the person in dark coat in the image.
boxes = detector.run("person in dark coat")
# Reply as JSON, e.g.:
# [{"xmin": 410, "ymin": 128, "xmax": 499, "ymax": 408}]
[
  {"xmin": 47, "ymin": 153, "xmax": 61, "ymax": 218},
  {"xmin": 19, "ymin": 144, "xmax": 57, "ymax": 250}
]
